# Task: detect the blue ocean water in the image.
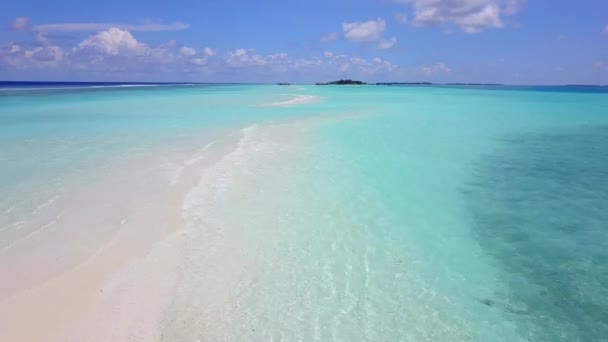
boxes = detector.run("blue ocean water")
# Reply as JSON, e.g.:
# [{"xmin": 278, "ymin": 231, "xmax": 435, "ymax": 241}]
[
  {"xmin": 1, "ymin": 83, "xmax": 607, "ymax": 340},
  {"xmin": 465, "ymin": 126, "xmax": 608, "ymax": 340}
]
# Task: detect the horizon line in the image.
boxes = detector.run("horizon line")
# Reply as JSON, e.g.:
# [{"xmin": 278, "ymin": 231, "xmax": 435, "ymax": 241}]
[{"xmin": 1, "ymin": 80, "xmax": 607, "ymax": 87}]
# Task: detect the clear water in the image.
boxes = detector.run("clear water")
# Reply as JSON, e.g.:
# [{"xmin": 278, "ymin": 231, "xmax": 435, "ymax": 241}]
[{"xmin": 1, "ymin": 84, "xmax": 607, "ymax": 341}]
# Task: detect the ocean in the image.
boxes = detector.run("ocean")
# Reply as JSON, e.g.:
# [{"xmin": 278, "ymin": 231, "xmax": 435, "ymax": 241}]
[{"xmin": 0, "ymin": 83, "xmax": 607, "ymax": 341}]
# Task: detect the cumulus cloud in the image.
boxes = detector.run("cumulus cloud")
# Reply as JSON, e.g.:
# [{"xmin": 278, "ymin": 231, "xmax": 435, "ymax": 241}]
[
  {"xmin": 35, "ymin": 32, "xmax": 52, "ymax": 46},
  {"xmin": 321, "ymin": 32, "xmax": 339, "ymax": 42},
  {"xmin": 11, "ymin": 17, "xmax": 31, "ymax": 31},
  {"xmin": 0, "ymin": 42, "xmax": 64, "ymax": 69},
  {"xmin": 25, "ymin": 46, "xmax": 64, "ymax": 66},
  {"xmin": 225, "ymin": 49, "xmax": 267, "ymax": 68},
  {"xmin": 1, "ymin": 25, "xmax": 405, "ymax": 81},
  {"xmin": 377, "ymin": 37, "xmax": 397, "ymax": 49},
  {"xmin": 223, "ymin": 49, "xmax": 291, "ymax": 69},
  {"xmin": 0, "ymin": 26, "xmax": 215, "ymax": 74},
  {"xmin": 3, "ymin": 27, "xmax": 211, "ymax": 73},
  {"xmin": 184, "ymin": 46, "xmax": 214, "ymax": 66},
  {"xmin": 398, "ymin": 0, "xmax": 524, "ymax": 33},
  {"xmin": 339, "ymin": 18, "xmax": 398, "ymax": 49},
  {"xmin": 203, "ymin": 47, "xmax": 216, "ymax": 57},
  {"xmin": 416, "ymin": 62, "xmax": 452, "ymax": 76},
  {"xmin": 74, "ymin": 28, "xmax": 148, "ymax": 56},
  {"xmin": 307, "ymin": 52, "xmax": 400, "ymax": 77},
  {"xmin": 343, "ymin": 18, "xmax": 387, "ymax": 42},
  {"xmin": 180, "ymin": 46, "xmax": 196, "ymax": 57},
  {"xmin": 0, "ymin": 43, "xmax": 25, "ymax": 69}
]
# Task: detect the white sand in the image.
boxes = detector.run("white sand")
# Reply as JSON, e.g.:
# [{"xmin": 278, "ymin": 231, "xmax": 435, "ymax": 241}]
[
  {"xmin": 0, "ymin": 130, "xmax": 239, "ymax": 342},
  {"xmin": 0, "ymin": 117, "xmax": 323, "ymax": 341}
]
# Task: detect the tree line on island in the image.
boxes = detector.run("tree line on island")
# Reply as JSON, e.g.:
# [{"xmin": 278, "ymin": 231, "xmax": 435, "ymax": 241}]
[
  {"xmin": 277, "ymin": 80, "xmax": 505, "ymax": 86},
  {"xmin": 315, "ymin": 79, "xmax": 367, "ymax": 85}
]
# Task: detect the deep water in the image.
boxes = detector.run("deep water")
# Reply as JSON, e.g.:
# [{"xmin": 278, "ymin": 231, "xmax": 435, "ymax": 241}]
[{"xmin": 464, "ymin": 126, "xmax": 608, "ymax": 341}]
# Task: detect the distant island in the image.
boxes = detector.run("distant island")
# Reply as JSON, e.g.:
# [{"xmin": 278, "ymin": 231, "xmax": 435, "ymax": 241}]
[
  {"xmin": 277, "ymin": 82, "xmax": 291, "ymax": 85},
  {"xmin": 316, "ymin": 79, "xmax": 367, "ymax": 85},
  {"xmin": 564, "ymin": 84, "xmax": 605, "ymax": 87},
  {"xmin": 444, "ymin": 83, "xmax": 504, "ymax": 86},
  {"xmin": 376, "ymin": 82, "xmax": 433, "ymax": 86}
]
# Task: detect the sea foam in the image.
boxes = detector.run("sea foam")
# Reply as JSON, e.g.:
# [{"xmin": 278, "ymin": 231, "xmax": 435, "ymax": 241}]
[{"xmin": 260, "ymin": 94, "xmax": 320, "ymax": 107}]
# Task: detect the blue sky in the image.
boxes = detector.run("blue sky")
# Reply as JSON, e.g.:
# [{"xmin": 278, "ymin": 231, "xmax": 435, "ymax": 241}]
[{"xmin": 1, "ymin": 0, "xmax": 607, "ymax": 84}]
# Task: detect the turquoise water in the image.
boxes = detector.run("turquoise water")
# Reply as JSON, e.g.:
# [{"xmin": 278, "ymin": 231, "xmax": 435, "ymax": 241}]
[{"xmin": 1, "ymin": 84, "xmax": 607, "ymax": 340}]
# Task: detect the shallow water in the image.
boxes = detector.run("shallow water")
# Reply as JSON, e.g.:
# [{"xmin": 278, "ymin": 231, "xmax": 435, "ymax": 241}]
[{"xmin": 1, "ymin": 84, "xmax": 607, "ymax": 341}]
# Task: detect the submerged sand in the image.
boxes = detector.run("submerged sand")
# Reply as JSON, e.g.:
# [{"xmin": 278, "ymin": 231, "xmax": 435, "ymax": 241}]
[
  {"xmin": 0, "ymin": 127, "xmax": 242, "ymax": 341},
  {"xmin": 0, "ymin": 119, "xmax": 313, "ymax": 341}
]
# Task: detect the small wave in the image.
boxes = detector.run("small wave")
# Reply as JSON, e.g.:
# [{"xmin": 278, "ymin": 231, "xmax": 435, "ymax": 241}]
[
  {"xmin": 260, "ymin": 95, "xmax": 320, "ymax": 107},
  {"xmin": 168, "ymin": 141, "xmax": 217, "ymax": 186},
  {"xmin": 181, "ymin": 124, "xmax": 265, "ymax": 216},
  {"xmin": 32, "ymin": 195, "xmax": 59, "ymax": 214}
]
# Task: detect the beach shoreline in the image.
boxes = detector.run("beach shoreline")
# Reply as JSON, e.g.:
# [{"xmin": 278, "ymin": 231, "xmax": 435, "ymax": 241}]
[{"xmin": 0, "ymin": 126, "xmax": 242, "ymax": 341}]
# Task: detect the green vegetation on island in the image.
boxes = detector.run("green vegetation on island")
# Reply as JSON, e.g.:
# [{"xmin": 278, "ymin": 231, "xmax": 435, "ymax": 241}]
[
  {"xmin": 376, "ymin": 82, "xmax": 433, "ymax": 85},
  {"xmin": 315, "ymin": 79, "xmax": 367, "ymax": 85}
]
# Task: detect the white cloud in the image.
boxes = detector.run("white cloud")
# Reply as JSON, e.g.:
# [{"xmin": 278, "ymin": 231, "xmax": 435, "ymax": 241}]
[
  {"xmin": 32, "ymin": 21, "xmax": 189, "ymax": 32},
  {"xmin": 180, "ymin": 46, "xmax": 196, "ymax": 57},
  {"xmin": 343, "ymin": 18, "xmax": 387, "ymax": 42},
  {"xmin": 0, "ymin": 43, "xmax": 25, "ymax": 69},
  {"xmin": 35, "ymin": 32, "xmax": 52, "ymax": 46},
  {"xmin": 339, "ymin": 18, "xmax": 398, "ymax": 49},
  {"xmin": 417, "ymin": 62, "xmax": 452, "ymax": 76},
  {"xmin": 321, "ymin": 32, "xmax": 339, "ymax": 42},
  {"xmin": 603, "ymin": 25, "xmax": 608, "ymax": 34},
  {"xmin": 25, "ymin": 46, "xmax": 64, "ymax": 65},
  {"xmin": 398, "ymin": 0, "xmax": 524, "ymax": 33},
  {"xmin": 66, "ymin": 28, "xmax": 216, "ymax": 72},
  {"xmin": 74, "ymin": 28, "xmax": 148, "ymax": 56},
  {"xmin": 0, "ymin": 42, "xmax": 64, "ymax": 69},
  {"xmin": 502, "ymin": 0, "xmax": 524, "ymax": 15},
  {"xmin": 224, "ymin": 49, "xmax": 289, "ymax": 68},
  {"xmin": 1, "ymin": 25, "xmax": 406, "ymax": 81},
  {"xmin": 8, "ymin": 16, "xmax": 189, "ymax": 33},
  {"xmin": 11, "ymin": 17, "xmax": 30, "ymax": 31},
  {"xmin": 1, "ymin": 27, "xmax": 215, "ymax": 74},
  {"xmin": 203, "ymin": 47, "xmax": 216, "ymax": 57},
  {"xmin": 351, "ymin": 57, "xmax": 370, "ymax": 66},
  {"xmin": 225, "ymin": 49, "xmax": 265, "ymax": 67},
  {"xmin": 223, "ymin": 49, "xmax": 293, "ymax": 72},
  {"xmin": 267, "ymin": 53, "xmax": 288, "ymax": 61},
  {"xmin": 310, "ymin": 53, "xmax": 400, "ymax": 77},
  {"xmin": 377, "ymin": 37, "xmax": 397, "ymax": 49}
]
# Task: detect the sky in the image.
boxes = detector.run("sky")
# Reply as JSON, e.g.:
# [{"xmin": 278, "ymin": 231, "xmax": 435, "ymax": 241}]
[{"xmin": 1, "ymin": 0, "xmax": 607, "ymax": 84}]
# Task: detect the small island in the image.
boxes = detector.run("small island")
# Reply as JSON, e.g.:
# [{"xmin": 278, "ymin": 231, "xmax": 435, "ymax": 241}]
[
  {"xmin": 277, "ymin": 82, "xmax": 291, "ymax": 85},
  {"xmin": 376, "ymin": 82, "xmax": 433, "ymax": 86},
  {"xmin": 444, "ymin": 83, "xmax": 504, "ymax": 86},
  {"xmin": 315, "ymin": 79, "xmax": 367, "ymax": 85}
]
